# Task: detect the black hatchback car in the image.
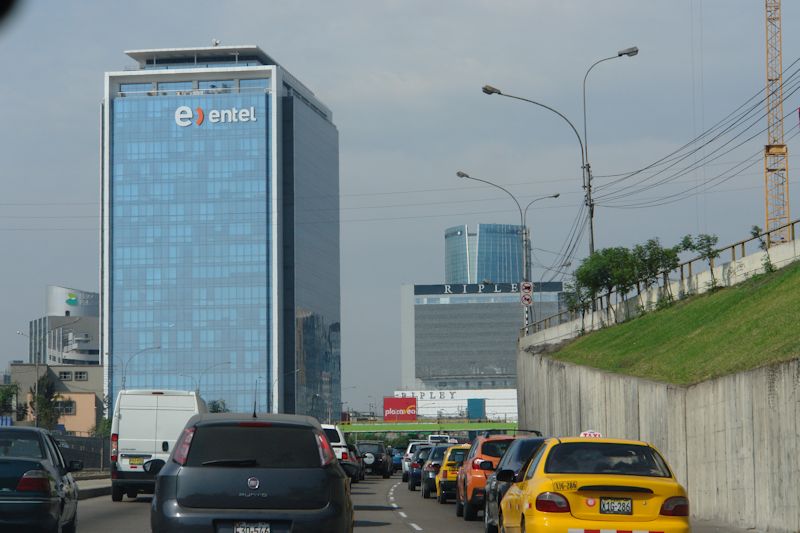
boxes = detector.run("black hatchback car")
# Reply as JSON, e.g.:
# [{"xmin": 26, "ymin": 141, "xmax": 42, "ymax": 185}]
[
  {"xmin": 355, "ymin": 441, "xmax": 392, "ymax": 478},
  {"xmin": 0, "ymin": 427, "xmax": 83, "ymax": 533},
  {"xmin": 483, "ymin": 436, "xmax": 545, "ymax": 533},
  {"xmin": 148, "ymin": 413, "xmax": 354, "ymax": 533}
]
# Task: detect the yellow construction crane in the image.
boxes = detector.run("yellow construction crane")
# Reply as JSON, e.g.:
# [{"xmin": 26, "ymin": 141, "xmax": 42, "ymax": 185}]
[{"xmin": 764, "ymin": 0, "xmax": 790, "ymax": 244}]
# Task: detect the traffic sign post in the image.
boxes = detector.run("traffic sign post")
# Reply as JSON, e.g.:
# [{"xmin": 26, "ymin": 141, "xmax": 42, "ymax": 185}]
[{"xmin": 520, "ymin": 293, "xmax": 533, "ymax": 306}]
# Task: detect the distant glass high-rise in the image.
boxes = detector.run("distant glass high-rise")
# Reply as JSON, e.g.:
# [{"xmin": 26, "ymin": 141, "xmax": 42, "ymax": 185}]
[
  {"xmin": 445, "ymin": 224, "xmax": 523, "ymax": 284},
  {"xmin": 101, "ymin": 46, "xmax": 340, "ymax": 419}
]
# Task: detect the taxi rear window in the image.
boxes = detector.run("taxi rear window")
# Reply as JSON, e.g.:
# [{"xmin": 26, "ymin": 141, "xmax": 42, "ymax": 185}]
[
  {"xmin": 544, "ymin": 442, "xmax": 671, "ymax": 478},
  {"xmin": 447, "ymin": 449, "xmax": 467, "ymax": 463}
]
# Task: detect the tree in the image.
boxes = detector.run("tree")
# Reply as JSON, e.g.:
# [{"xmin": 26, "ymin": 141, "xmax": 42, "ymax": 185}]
[
  {"xmin": 29, "ymin": 376, "xmax": 62, "ymax": 430},
  {"xmin": 208, "ymin": 399, "xmax": 230, "ymax": 413},
  {"xmin": 682, "ymin": 234, "xmax": 720, "ymax": 289},
  {"xmin": 575, "ymin": 247, "xmax": 637, "ymax": 321},
  {"xmin": 750, "ymin": 225, "xmax": 776, "ymax": 273},
  {"xmin": 90, "ymin": 417, "xmax": 112, "ymax": 438},
  {"xmin": 0, "ymin": 384, "xmax": 17, "ymax": 416}
]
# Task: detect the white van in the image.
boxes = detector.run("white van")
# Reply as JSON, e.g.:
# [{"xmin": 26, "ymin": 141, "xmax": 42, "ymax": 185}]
[{"xmin": 110, "ymin": 389, "xmax": 206, "ymax": 501}]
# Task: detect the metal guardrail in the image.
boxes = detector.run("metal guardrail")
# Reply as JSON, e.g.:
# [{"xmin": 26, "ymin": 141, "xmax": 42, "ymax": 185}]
[{"xmin": 527, "ymin": 218, "xmax": 800, "ymax": 335}]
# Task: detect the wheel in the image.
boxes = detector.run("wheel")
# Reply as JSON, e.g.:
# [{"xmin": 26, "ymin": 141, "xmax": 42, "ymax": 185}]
[
  {"xmin": 484, "ymin": 501, "xmax": 498, "ymax": 533},
  {"xmin": 421, "ymin": 481, "xmax": 430, "ymax": 499},
  {"xmin": 498, "ymin": 512, "xmax": 506, "ymax": 533},
  {"xmin": 437, "ymin": 489, "xmax": 447, "ymax": 504},
  {"xmin": 455, "ymin": 485, "xmax": 464, "ymax": 517},
  {"xmin": 63, "ymin": 510, "xmax": 77, "ymax": 533},
  {"xmin": 402, "ymin": 472, "xmax": 408, "ymax": 482},
  {"xmin": 520, "ymin": 518, "xmax": 526, "ymax": 533},
  {"xmin": 111, "ymin": 485, "xmax": 123, "ymax": 502},
  {"xmin": 360, "ymin": 469, "xmax": 365, "ymax": 481},
  {"xmin": 126, "ymin": 488, "xmax": 138, "ymax": 499},
  {"xmin": 464, "ymin": 489, "xmax": 478, "ymax": 521},
  {"xmin": 351, "ymin": 473, "xmax": 359, "ymax": 484},
  {"xmin": 407, "ymin": 477, "xmax": 415, "ymax": 491},
  {"xmin": 382, "ymin": 468, "xmax": 391, "ymax": 479}
]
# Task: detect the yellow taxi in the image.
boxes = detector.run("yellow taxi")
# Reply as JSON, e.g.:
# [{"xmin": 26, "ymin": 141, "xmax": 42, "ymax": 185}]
[
  {"xmin": 435, "ymin": 444, "xmax": 470, "ymax": 504},
  {"xmin": 499, "ymin": 436, "xmax": 690, "ymax": 533}
]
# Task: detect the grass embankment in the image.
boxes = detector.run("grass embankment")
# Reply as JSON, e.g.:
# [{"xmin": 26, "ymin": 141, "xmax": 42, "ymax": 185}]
[{"xmin": 550, "ymin": 260, "xmax": 800, "ymax": 385}]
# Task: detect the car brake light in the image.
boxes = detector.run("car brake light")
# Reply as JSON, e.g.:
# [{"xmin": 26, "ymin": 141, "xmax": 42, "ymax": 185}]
[
  {"xmin": 471, "ymin": 458, "xmax": 484, "ymax": 470},
  {"xmin": 661, "ymin": 496, "xmax": 689, "ymax": 516},
  {"xmin": 172, "ymin": 427, "xmax": 195, "ymax": 465},
  {"xmin": 342, "ymin": 451, "xmax": 349, "ymax": 461},
  {"xmin": 411, "ymin": 462, "xmax": 419, "ymax": 469},
  {"xmin": 535, "ymin": 492, "xmax": 571, "ymax": 513},
  {"xmin": 424, "ymin": 463, "xmax": 440, "ymax": 473},
  {"xmin": 16, "ymin": 470, "xmax": 51, "ymax": 493},
  {"xmin": 110, "ymin": 433, "xmax": 118, "ymax": 463},
  {"xmin": 316, "ymin": 433, "xmax": 336, "ymax": 466},
  {"xmin": 238, "ymin": 421, "xmax": 271, "ymax": 427}
]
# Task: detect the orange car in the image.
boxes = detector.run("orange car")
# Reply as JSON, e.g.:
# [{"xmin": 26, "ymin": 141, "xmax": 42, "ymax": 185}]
[{"xmin": 456, "ymin": 434, "xmax": 516, "ymax": 521}]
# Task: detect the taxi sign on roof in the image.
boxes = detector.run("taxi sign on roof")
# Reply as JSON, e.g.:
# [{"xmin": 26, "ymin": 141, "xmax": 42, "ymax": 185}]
[{"xmin": 579, "ymin": 430, "xmax": 603, "ymax": 438}]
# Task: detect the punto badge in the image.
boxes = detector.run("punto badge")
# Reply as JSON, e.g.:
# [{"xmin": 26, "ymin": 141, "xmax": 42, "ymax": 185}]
[{"xmin": 247, "ymin": 477, "xmax": 259, "ymax": 490}]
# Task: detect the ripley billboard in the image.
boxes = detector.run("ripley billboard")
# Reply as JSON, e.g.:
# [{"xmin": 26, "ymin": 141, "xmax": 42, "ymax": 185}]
[{"xmin": 383, "ymin": 397, "xmax": 417, "ymax": 421}]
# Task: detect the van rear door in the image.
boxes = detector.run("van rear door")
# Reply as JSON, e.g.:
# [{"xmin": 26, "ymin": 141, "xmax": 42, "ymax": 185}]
[
  {"xmin": 154, "ymin": 394, "xmax": 197, "ymax": 458},
  {"xmin": 117, "ymin": 393, "xmax": 158, "ymax": 472}
]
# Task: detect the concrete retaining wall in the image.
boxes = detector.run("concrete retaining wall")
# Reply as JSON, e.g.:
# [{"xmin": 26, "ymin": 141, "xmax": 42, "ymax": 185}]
[{"xmin": 517, "ymin": 350, "xmax": 800, "ymax": 532}]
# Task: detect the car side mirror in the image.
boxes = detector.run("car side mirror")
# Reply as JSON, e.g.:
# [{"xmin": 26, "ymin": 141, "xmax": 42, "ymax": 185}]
[
  {"xmin": 143, "ymin": 459, "xmax": 166, "ymax": 475},
  {"xmin": 479, "ymin": 460, "xmax": 495, "ymax": 471},
  {"xmin": 495, "ymin": 468, "xmax": 515, "ymax": 482},
  {"xmin": 67, "ymin": 460, "xmax": 83, "ymax": 473},
  {"xmin": 162, "ymin": 441, "xmax": 169, "ymax": 452}
]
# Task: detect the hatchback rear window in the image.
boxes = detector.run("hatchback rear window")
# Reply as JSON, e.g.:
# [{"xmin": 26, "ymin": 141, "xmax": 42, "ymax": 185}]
[
  {"xmin": 186, "ymin": 426, "xmax": 320, "ymax": 468},
  {"xmin": 545, "ymin": 442, "xmax": 671, "ymax": 478},
  {"xmin": 323, "ymin": 428, "xmax": 342, "ymax": 444},
  {"xmin": 358, "ymin": 443, "xmax": 383, "ymax": 454},
  {"xmin": 0, "ymin": 431, "xmax": 44, "ymax": 459},
  {"xmin": 481, "ymin": 439, "xmax": 513, "ymax": 458}
]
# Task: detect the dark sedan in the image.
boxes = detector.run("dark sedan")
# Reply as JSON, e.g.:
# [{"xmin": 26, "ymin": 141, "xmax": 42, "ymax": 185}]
[
  {"xmin": 0, "ymin": 427, "xmax": 83, "ymax": 533},
  {"xmin": 148, "ymin": 412, "xmax": 354, "ymax": 533},
  {"xmin": 420, "ymin": 445, "xmax": 449, "ymax": 499},
  {"xmin": 406, "ymin": 444, "xmax": 432, "ymax": 491},
  {"xmin": 483, "ymin": 435, "xmax": 545, "ymax": 533}
]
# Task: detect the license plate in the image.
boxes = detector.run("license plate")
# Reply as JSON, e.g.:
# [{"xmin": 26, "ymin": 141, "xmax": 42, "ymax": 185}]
[
  {"xmin": 128, "ymin": 457, "xmax": 144, "ymax": 465},
  {"xmin": 600, "ymin": 497, "xmax": 632, "ymax": 515},
  {"xmin": 448, "ymin": 471, "xmax": 457, "ymax": 478},
  {"xmin": 234, "ymin": 522, "xmax": 270, "ymax": 533}
]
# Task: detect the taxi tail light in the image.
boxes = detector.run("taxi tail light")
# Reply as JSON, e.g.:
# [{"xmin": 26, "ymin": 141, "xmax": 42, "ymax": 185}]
[
  {"xmin": 341, "ymin": 451, "xmax": 349, "ymax": 461},
  {"xmin": 660, "ymin": 496, "xmax": 689, "ymax": 516},
  {"xmin": 172, "ymin": 427, "xmax": 195, "ymax": 465},
  {"xmin": 471, "ymin": 458, "xmax": 484, "ymax": 470},
  {"xmin": 110, "ymin": 433, "xmax": 118, "ymax": 463},
  {"xmin": 535, "ymin": 492, "xmax": 571, "ymax": 513},
  {"xmin": 316, "ymin": 433, "xmax": 336, "ymax": 467},
  {"xmin": 16, "ymin": 470, "xmax": 52, "ymax": 493}
]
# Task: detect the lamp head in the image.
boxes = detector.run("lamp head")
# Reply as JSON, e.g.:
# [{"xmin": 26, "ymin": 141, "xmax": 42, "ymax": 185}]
[
  {"xmin": 456, "ymin": 171, "xmax": 470, "ymax": 179},
  {"xmin": 552, "ymin": 193, "xmax": 561, "ymax": 198},
  {"xmin": 618, "ymin": 46, "xmax": 639, "ymax": 57},
  {"xmin": 482, "ymin": 84, "xmax": 502, "ymax": 95}
]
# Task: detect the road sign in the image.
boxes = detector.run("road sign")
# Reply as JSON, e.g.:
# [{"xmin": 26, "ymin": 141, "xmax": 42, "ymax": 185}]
[
  {"xmin": 520, "ymin": 281, "xmax": 533, "ymax": 294},
  {"xmin": 520, "ymin": 293, "xmax": 533, "ymax": 306}
]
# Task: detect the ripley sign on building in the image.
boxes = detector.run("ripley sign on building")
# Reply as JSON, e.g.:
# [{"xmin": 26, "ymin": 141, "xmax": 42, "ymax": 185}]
[{"xmin": 383, "ymin": 397, "xmax": 417, "ymax": 421}]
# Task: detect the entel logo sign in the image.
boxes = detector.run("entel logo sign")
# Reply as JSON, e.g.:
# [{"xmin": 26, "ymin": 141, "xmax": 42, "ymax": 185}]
[{"xmin": 174, "ymin": 105, "xmax": 257, "ymax": 127}]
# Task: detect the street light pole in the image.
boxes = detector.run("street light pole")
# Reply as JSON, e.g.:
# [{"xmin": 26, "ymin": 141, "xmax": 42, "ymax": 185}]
[
  {"xmin": 581, "ymin": 46, "xmax": 639, "ymax": 253},
  {"xmin": 456, "ymin": 171, "xmax": 558, "ymax": 328},
  {"xmin": 120, "ymin": 345, "xmax": 161, "ymax": 390}
]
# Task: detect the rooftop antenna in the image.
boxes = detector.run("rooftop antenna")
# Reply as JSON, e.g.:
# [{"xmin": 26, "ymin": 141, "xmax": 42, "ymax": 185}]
[
  {"xmin": 252, "ymin": 376, "xmax": 262, "ymax": 418},
  {"xmin": 212, "ymin": 38, "xmax": 221, "ymax": 47}
]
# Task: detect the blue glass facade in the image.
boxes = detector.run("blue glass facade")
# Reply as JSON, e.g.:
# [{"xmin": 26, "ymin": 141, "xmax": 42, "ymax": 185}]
[
  {"xmin": 104, "ymin": 47, "xmax": 340, "ymax": 418},
  {"xmin": 444, "ymin": 224, "xmax": 523, "ymax": 284}
]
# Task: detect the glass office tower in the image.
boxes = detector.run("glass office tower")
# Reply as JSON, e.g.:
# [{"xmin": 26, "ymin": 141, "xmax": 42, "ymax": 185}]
[
  {"xmin": 444, "ymin": 224, "xmax": 523, "ymax": 284},
  {"xmin": 102, "ymin": 46, "xmax": 340, "ymax": 419}
]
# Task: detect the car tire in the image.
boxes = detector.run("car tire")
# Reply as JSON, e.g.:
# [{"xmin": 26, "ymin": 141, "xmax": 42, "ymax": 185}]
[
  {"xmin": 111, "ymin": 485, "xmax": 123, "ymax": 502},
  {"xmin": 437, "ymin": 489, "xmax": 446, "ymax": 504},
  {"xmin": 402, "ymin": 472, "xmax": 408, "ymax": 482},
  {"xmin": 484, "ymin": 502, "xmax": 498, "ymax": 533},
  {"xmin": 360, "ymin": 469, "xmax": 365, "ymax": 481},
  {"xmin": 498, "ymin": 512, "xmax": 506, "ymax": 533},
  {"xmin": 407, "ymin": 478, "xmax": 415, "ymax": 491},
  {"xmin": 421, "ymin": 481, "xmax": 431, "ymax": 499},
  {"xmin": 351, "ymin": 472, "xmax": 359, "ymax": 484},
  {"xmin": 455, "ymin": 488, "xmax": 464, "ymax": 517},
  {"xmin": 382, "ymin": 469, "xmax": 391, "ymax": 479},
  {"xmin": 464, "ymin": 492, "xmax": 478, "ymax": 521},
  {"xmin": 126, "ymin": 488, "xmax": 138, "ymax": 499}
]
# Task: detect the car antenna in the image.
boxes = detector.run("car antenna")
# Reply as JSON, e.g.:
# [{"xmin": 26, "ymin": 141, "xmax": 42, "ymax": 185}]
[{"xmin": 252, "ymin": 376, "xmax": 259, "ymax": 418}]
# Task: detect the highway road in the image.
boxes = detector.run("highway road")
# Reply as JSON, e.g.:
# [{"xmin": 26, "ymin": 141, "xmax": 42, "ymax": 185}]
[{"xmin": 77, "ymin": 473, "xmax": 751, "ymax": 532}]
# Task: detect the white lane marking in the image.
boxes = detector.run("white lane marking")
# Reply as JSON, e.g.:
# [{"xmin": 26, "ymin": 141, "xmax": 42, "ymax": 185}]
[
  {"xmin": 389, "ymin": 496, "xmax": 395, "ymax": 501},
  {"xmin": 409, "ymin": 523, "xmax": 423, "ymax": 531},
  {"xmin": 391, "ymin": 503, "xmax": 398, "ymax": 508},
  {"xmin": 398, "ymin": 511, "xmax": 407, "ymax": 518}
]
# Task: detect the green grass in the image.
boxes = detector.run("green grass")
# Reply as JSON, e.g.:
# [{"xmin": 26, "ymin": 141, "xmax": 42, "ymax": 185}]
[
  {"xmin": 550, "ymin": 260, "xmax": 800, "ymax": 385},
  {"xmin": 343, "ymin": 421, "xmax": 517, "ymax": 433}
]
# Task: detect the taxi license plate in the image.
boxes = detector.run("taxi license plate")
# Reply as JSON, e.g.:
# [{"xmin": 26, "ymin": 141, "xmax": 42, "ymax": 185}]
[
  {"xmin": 234, "ymin": 522, "xmax": 270, "ymax": 533},
  {"xmin": 600, "ymin": 497, "xmax": 632, "ymax": 515},
  {"xmin": 128, "ymin": 457, "xmax": 144, "ymax": 466}
]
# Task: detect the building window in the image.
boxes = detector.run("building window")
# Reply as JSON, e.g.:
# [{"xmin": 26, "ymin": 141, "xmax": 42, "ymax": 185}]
[
  {"xmin": 74, "ymin": 371, "xmax": 88, "ymax": 381},
  {"xmin": 55, "ymin": 400, "xmax": 76, "ymax": 416},
  {"xmin": 58, "ymin": 371, "xmax": 72, "ymax": 381}
]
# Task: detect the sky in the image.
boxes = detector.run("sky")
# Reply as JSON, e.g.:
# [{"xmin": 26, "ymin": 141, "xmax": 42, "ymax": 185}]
[{"xmin": 0, "ymin": 1, "xmax": 798, "ymax": 411}]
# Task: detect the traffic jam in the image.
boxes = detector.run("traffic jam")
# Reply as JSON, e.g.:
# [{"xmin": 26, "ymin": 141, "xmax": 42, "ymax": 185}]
[{"xmin": 388, "ymin": 429, "xmax": 691, "ymax": 533}]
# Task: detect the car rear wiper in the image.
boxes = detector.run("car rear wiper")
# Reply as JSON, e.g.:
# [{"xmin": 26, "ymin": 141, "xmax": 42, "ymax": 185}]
[{"xmin": 200, "ymin": 459, "xmax": 259, "ymax": 467}]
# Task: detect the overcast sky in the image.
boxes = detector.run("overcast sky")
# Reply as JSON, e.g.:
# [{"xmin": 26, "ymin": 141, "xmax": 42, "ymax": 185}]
[{"xmin": 0, "ymin": 1, "xmax": 798, "ymax": 411}]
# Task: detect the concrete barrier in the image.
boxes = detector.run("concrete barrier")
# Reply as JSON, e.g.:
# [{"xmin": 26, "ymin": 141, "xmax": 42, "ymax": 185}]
[{"xmin": 517, "ymin": 349, "xmax": 800, "ymax": 533}]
